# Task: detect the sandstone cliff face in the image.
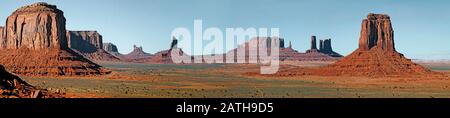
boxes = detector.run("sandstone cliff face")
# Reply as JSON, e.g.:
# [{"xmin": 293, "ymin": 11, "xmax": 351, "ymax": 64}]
[
  {"xmin": 310, "ymin": 36, "xmax": 317, "ymax": 50},
  {"xmin": 274, "ymin": 14, "xmax": 440, "ymax": 77},
  {"xmin": 103, "ymin": 42, "xmax": 118, "ymax": 53},
  {"xmin": 300, "ymin": 13, "xmax": 437, "ymax": 77},
  {"xmin": 318, "ymin": 39, "xmax": 342, "ymax": 57},
  {"xmin": 306, "ymin": 36, "xmax": 320, "ymax": 53},
  {"xmin": 319, "ymin": 39, "xmax": 331, "ymax": 52},
  {"xmin": 0, "ymin": 2, "xmax": 110, "ymax": 76},
  {"xmin": 170, "ymin": 39, "xmax": 178, "ymax": 49},
  {"xmin": 103, "ymin": 42, "xmax": 121, "ymax": 57},
  {"xmin": 67, "ymin": 31, "xmax": 102, "ymax": 53},
  {"xmin": 0, "ymin": 64, "xmax": 63, "ymax": 98},
  {"xmin": 1, "ymin": 2, "xmax": 67, "ymax": 50},
  {"xmin": 358, "ymin": 13, "xmax": 395, "ymax": 51},
  {"xmin": 66, "ymin": 31, "xmax": 119, "ymax": 61},
  {"xmin": 0, "ymin": 65, "xmax": 30, "ymax": 91},
  {"xmin": 0, "ymin": 27, "xmax": 4, "ymax": 42},
  {"xmin": 279, "ymin": 38, "xmax": 285, "ymax": 48}
]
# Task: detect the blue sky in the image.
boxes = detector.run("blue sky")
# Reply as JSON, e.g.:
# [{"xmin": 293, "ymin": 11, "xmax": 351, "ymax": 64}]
[{"xmin": 1, "ymin": 0, "xmax": 449, "ymax": 59}]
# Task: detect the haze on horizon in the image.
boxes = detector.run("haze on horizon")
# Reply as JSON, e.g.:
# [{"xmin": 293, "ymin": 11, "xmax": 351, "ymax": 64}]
[{"xmin": 1, "ymin": 0, "xmax": 449, "ymax": 60}]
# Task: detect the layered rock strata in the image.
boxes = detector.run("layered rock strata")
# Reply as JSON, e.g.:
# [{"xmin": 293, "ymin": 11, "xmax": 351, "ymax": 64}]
[
  {"xmin": 309, "ymin": 13, "xmax": 436, "ymax": 77},
  {"xmin": 67, "ymin": 31, "xmax": 120, "ymax": 61},
  {"xmin": 0, "ymin": 2, "xmax": 110, "ymax": 76}
]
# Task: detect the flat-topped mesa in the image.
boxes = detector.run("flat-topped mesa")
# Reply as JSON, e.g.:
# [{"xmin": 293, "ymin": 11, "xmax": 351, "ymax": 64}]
[
  {"xmin": 67, "ymin": 31, "xmax": 103, "ymax": 53},
  {"xmin": 358, "ymin": 13, "xmax": 395, "ymax": 51},
  {"xmin": 67, "ymin": 30, "xmax": 120, "ymax": 61},
  {"xmin": 0, "ymin": 2, "xmax": 110, "ymax": 76},
  {"xmin": 66, "ymin": 31, "xmax": 120, "ymax": 61},
  {"xmin": 13, "ymin": 2, "xmax": 62, "ymax": 14},
  {"xmin": 2, "ymin": 2, "xmax": 67, "ymax": 50},
  {"xmin": 103, "ymin": 42, "xmax": 122, "ymax": 57},
  {"xmin": 103, "ymin": 42, "xmax": 118, "ymax": 53}
]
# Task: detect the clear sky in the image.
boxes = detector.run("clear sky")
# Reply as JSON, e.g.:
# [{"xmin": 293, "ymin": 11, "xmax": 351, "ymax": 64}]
[{"xmin": 1, "ymin": 0, "xmax": 449, "ymax": 59}]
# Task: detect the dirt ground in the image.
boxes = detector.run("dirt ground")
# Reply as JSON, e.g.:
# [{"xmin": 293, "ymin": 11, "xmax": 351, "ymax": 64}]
[{"xmin": 20, "ymin": 61, "xmax": 450, "ymax": 98}]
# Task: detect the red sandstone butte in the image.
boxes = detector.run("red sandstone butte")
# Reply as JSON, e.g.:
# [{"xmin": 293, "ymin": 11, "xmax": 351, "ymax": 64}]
[
  {"xmin": 67, "ymin": 31, "xmax": 120, "ymax": 61},
  {"xmin": 119, "ymin": 45, "xmax": 154, "ymax": 63},
  {"xmin": 308, "ymin": 13, "xmax": 438, "ymax": 77},
  {"xmin": 103, "ymin": 42, "xmax": 121, "ymax": 57},
  {"xmin": 0, "ymin": 2, "xmax": 110, "ymax": 76},
  {"xmin": 306, "ymin": 36, "xmax": 342, "ymax": 57},
  {"xmin": 148, "ymin": 38, "xmax": 191, "ymax": 64}
]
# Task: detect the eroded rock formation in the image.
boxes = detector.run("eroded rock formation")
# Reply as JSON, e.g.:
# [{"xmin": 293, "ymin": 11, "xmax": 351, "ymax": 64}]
[
  {"xmin": 319, "ymin": 39, "xmax": 329, "ymax": 51},
  {"xmin": 0, "ymin": 65, "xmax": 33, "ymax": 97},
  {"xmin": 280, "ymin": 47, "xmax": 337, "ymax": 61},
  {"xmin": 358, "ymin": 13, "xmax": 395, "ymax": 51},
  {"xmin": 0, "ymin": 2, "xmax": 110, "ymax": 76},
  {"xmin": 306, "ymin": 36, "xmax": 320, "ymax": 53},
  {"xmin": 279, "ymin": 38, "xmax": 285, "ymax": 48},
  {"xmin": 144, "ymin": 38, "xmax": 191, "ymax": 64},
  {"xmin": 0, "ymin": 65, "xmax": 61, "ymax": 98},
  {"xmin": 318, "ymin": 39, "xmax": 342, "ymax": 57},
  {"xmin": 103, "ymin": 43, "xmax": 118, "ymax": 52},
  {"xmin": 306, "ymin": 35, "xmax": 342, "ymax": 57},
  {"xmin": 119, "ymin": 45, "xmax": 153, "ymax": 62},
  {"xmin": 103, "ymin": 42, "xmax": 121, "ymax": 56},
  {"xmin": 67, "ymin": 31, "xmax": 120, "ymax": 61},
  {"xmin": 1, "ymin": 2, "xmax": 67, "ymax": 49},
  {"xmin": 308, "ymin": 13, "xmax": 436, "ymax": 77},
  {"xmin": 225, "ymin": 37, "xmax": 282, "ymax": 63},
  {"xmin": 170, "ymin": 37, "xmax": 178, "ymax": 49},
  {"xmin": 310, "ymin": 36, "xmax": 317, "ymax": 50},
  {"xmin": 288, "ymin": 41, "xmax": 292, "ymax": 49},
  {"xmin": 147, "ymin": 36, "xmax": 340, "ymax": 64},
  {"xmin": 0, "ymin": 27, "xmax": 4, "ymax": 41},
  {"xmin": 67, "ymin": 31, "xmax": 102, "ymax": 52}
]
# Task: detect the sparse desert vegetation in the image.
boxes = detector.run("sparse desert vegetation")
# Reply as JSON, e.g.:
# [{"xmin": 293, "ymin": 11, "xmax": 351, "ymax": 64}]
[{"xmin": 19, "ymin": 61, "xmax": 450, "ymax": 98}]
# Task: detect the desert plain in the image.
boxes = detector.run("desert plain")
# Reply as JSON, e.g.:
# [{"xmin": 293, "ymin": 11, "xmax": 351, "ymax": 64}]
[{"xmin": 20, "ymin": 61, "xmax": 450, "ymax": 98}]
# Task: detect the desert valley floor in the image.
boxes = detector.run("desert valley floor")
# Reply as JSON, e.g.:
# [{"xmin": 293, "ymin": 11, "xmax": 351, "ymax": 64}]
[{"xmin": 20, "ymin": 61, "xmax": 450, "ymax": 98}]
